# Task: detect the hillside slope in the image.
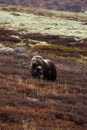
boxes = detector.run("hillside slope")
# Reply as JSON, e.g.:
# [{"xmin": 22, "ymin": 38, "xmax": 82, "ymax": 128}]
[
  {"xmin": 0, "ymin": 0, "xmax": 87, "ymax": 12},
  {"xmin": 0, "ymin": 6, "xmax": 87, "ymax": 130},
  {"xmin": 0, "ymin": 8, "xmax": 87, "ymax": 38}
]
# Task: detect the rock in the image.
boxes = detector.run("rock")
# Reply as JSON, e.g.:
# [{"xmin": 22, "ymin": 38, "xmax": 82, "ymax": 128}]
[
  {"xmin": 14, "ymin": 47, "xmax": 26, "ymax": 53},
  {"xmin": 81, "ymin": 22, "xmax": 87, "ymax": 25},
  {"xmin": 0, "ymin": 47, "xmax": 14, "ymax": 55},
  {"xmin": 84, "ymin": 11, "xmax": 87, "ymax": 14},
  {"xmin": 0, "ymin": 43, "xmax": 4, "ymax": 48}
]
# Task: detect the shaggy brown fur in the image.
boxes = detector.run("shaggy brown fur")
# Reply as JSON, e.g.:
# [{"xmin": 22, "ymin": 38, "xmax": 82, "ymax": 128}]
[{"xmin": 30, "ymin": 55, "xmax": 57, "ymax": 81}]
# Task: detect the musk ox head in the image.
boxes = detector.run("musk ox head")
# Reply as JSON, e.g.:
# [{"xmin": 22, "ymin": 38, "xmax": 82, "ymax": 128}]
[{"xmin": 30, "ymin": 55, "xmax": 57, "ymax": 81}]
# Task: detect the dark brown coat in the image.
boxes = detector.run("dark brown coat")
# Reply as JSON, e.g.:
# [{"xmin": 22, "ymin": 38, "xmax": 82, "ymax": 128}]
[{"xmin": 30, "ymin": 55, "xmax": 57, "ymax": 81}]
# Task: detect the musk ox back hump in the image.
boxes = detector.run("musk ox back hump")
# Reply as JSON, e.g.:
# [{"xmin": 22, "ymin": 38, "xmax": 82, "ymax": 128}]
[{"xmin": 44, "ymin": 59, "xmax": 57, "ymax": 81}]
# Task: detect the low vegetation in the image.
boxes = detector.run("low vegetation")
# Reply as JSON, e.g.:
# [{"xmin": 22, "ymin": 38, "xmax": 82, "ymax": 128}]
[
  {"xmin": 0, "ymin": 5, "xmax": 87, "ymax": 130},
  {"xmin": 0, "ymin": 8, "xmax": 87, "ymax": 38}
]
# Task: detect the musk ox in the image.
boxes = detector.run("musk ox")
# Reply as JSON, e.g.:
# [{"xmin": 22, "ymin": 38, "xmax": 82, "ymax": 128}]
[{"xmin": 30, "ymin": 55, "xmax": 57, "ymax": 81}]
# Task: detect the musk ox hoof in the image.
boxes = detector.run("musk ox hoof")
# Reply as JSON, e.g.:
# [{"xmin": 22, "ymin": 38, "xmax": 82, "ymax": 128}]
[{"xmin": 30, "ymin": 55, "xmax": 57, "ymax": 81}]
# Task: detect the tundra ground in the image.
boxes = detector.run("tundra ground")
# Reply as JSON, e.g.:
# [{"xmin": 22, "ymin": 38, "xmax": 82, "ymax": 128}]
[{"xmin": 0, "ymin": 5, "xmax": 87, "ymax": 130}]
